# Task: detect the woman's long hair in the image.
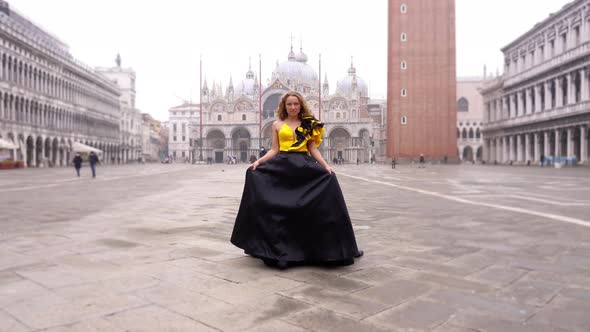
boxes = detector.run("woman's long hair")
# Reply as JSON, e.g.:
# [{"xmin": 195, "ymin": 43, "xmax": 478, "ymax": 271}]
[{"xmin": 275, "ymin": 91, "xmax": 314, "ymax": 120}]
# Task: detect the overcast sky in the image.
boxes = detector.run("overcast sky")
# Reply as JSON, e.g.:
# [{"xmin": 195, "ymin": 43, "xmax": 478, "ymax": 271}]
[{"xmin": 12, "ymin": 0, "xmax": 572, "ymax": 121}]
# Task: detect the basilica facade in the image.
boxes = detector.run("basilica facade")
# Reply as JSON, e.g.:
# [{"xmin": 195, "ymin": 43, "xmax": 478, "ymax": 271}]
[{"xmin": 168, "ymin": 45, "xmax": 375, "ymax": 164}]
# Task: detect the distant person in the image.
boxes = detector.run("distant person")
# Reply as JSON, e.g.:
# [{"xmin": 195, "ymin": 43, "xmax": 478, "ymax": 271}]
[
  {"xmin": 444, "ymin": 155, "xmax": 448, "ymax": 164},
  {"xmin": 356, "ymin": 158, "xmax": 360, "ymax": 165},
  {"xmin": 391, "ymin": 157, "xmax": 396, "ymax": 169},
  {"xmin": 73, "ymin": 153, "xmax": 83, "ymax": 177},
  {"xmin": 89, "ymin": 151, "xmax": 99, "ymax": 178},
  {"xmin": 540, "ymin": 154, "xmax": 545, "ymax": 167},
  {"xmin": 419, "ymin": 153, "xmax": 425, "ymax": 168}
]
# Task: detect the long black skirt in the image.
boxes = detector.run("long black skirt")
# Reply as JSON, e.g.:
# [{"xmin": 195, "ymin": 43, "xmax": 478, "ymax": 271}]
[{"xmin": 231, "ymin": 152, "xmax": 361, "ymax": 267}]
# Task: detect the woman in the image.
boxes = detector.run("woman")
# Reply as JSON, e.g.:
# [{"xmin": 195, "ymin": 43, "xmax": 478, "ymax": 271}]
[{"xmin": 231, "ymin": 91, "xmax": 363, "ymax": 269}]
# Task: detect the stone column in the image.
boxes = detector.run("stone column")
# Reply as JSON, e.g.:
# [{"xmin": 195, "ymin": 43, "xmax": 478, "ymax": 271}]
[
  {"xmin": 534, "ymin": 132, "xmax": 540, "ymax": 162},
  {"xmin": 0, "ymin": 95, "xmax": 4, "ymax": 120},
  {"xmin": 496, "ymin": 138, "xmax": 501, "ymax": 162},
  {"xmin": 582, "ymin": 68, "xmax": 589, "ymax": 101},
  {"xmin": 567, "ymin": 127, "xmax": 574, "ymax": 157},
  {"xmin": 501, "ymin": 137, "xmax": 506, "ymax": 163},
  {"xmin": 0, "ymin": 52, "xmax": 3, "ymax": 80},
  {"xmin": 526, "ymin": 89, "xmax": 533, "ymax": 115},
  {"xmin": 544, "ymin": 81, "xmax": 552, "ymax": 111},
  {"xmin": 556, "ymin": 77, "xmax": 563, "ymax": 108},
  {"xmin": 509, "ymin": 135, "xmax": 515, "ymax": 162},
  {"xmin": 555, "ymin": 129, "xmax": 562, "ymax": 157},
  {"xmin": 525, "ymin": 134, "xmax": 531, "ymax": 163},
  {"xmin": 517, "ymin": 92, "xmax": 524, "ymax": 117},
  {"xmin": 534, "ymin": 85, "xmax": 542, "ymax": 113},
  {"xmin": 516, "ymin": 135, "xmax": 523, "ymax": 162},
  {"xmin": 62, "ymin": 146, "xmax": 67, "ymax": 166},
  {"xmin": 581, "ymin": 126, "xmax": 588, "ymax": 163},
  {"xmin": 34, "ymin": 140, "xmax": 39, "ymax": 168},
  {"xmin": 567, "ymin": 73, "xmax": 575, "ymax": 105},
  {"xmin": 544, "ymin": 131, "xmax": 550, "ymax": 156}
]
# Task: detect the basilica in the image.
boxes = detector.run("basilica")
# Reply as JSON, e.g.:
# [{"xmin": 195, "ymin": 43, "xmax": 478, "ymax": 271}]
[{"xmin": 168, "ymin": 44, "xmax": 376, "ymax": 164}]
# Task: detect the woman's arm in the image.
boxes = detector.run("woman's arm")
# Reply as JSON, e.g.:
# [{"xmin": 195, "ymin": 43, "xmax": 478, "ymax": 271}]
[
  {"xmin": 308, "ymin": 140, "xmax": 333, "ymax": 174},
  {"xmin": 252, "ymin": 121, "xmax": 280, "ymax": 170}
]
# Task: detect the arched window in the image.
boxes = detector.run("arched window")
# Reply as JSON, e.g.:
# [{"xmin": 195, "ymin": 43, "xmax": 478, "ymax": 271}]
[
  {"xmin": 400, "ymin": 3, "xmax": 408, "ymax": 13},
  {"xmin": 462, "ymin": 128, "xmax": 467, "ymax": 139},
  {"xmin": 241, "ymin": 114, "xmax": 246, "ymax": 121},
  {"xmin": 469, "ymin": 128, "xmax": 474, "ymax": 139},
  {"xmin": 476, "ymin": 128, "xmax": 481, "ymax": 139},
  {"xmin": 457, "ymin": 97, "xmax": 469, "ymax": 112},
  {"xmin": 457, "ymin": 128, "xmax": 460, "ymax": 138}
]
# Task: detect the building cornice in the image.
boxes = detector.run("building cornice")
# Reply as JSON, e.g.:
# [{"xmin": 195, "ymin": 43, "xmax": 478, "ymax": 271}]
[{"xmin": 501, "ymin": 0, "xmax": 586, "ymax": 52}]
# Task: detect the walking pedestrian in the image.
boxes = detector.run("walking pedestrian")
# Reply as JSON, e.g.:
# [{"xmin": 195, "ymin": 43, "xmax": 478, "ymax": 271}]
[
  {"xmin": 89, "ymin": 151, "xmax": 99, "ymax": 178},
  {"xmin": 419, "ymin": 153, "xmax": 425, "ymax": 168},
  {"xmin": 73, "ymin": 153, "xmax": 82, "ymax": 177}
]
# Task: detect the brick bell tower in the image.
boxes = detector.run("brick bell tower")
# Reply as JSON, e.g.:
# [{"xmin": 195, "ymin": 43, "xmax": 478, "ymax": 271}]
[{"xmin": 387, "ymin": 0, "xmax": 457, "ymax": 161}]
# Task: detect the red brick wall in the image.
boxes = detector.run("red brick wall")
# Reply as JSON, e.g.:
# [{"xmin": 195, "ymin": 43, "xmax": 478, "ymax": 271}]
[{"xmin": 387, "ymin": 0, "xmax": 458, "ymax": 160}]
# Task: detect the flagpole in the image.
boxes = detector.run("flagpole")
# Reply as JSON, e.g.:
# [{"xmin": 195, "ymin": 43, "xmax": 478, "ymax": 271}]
[
  {"xmin": 318, "ymin": 54, "xmax": 322, "ymax": 121},
  {"xmin": 199, "ymin": 54, "xmax": 203, "ymax": 161},
  {"xmin": 259, "ymin": 54, "xmax": 262, "ymax": 150}
]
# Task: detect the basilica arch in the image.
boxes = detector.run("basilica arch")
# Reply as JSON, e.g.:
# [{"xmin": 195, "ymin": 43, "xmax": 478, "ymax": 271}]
[
  {"xmin": 231, "ymin": 127, "xmax": 252, "ymax": 162},
  {"xmin": 206, "ymin": 129, "xmax": 226, "ymax": 163},
  {"xmin": 261, "ymin": 121, "xmax": 274, "ymax": 150},
  {"xmin": 462, "ymin": 146, "xmax": 474, "ymax": 162},
  {"xmin": 328, "ymin": 127, "xmax": 352, "ymax": 162},
  {"xmin": 358, "ymin": 128, "xmax": 371, "ymax": 163}
]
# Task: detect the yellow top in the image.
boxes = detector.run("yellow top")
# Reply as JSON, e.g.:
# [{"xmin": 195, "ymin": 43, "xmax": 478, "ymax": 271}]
[{"xmin": 278, "ymin": 118, "xmax": 325, "ymax": 152}]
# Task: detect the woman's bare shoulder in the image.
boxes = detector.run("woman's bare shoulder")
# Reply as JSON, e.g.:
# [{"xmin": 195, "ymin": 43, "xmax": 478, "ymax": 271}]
[{"xmin": 272, "ymin": 120, "xmax": 283, "ymax": 129}]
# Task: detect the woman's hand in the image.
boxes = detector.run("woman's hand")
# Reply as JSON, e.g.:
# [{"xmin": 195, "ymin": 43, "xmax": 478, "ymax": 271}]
[
  {"xmin": 325, "ymin": 165, "xmax": 334, "ymax": 174},
  {"xmin": 251, "ymin": 160, "xmax": 260, "ymax": 170}
]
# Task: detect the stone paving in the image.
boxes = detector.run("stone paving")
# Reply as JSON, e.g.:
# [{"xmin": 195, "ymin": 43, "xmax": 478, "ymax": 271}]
[{"xmin": 0, "ymin": 163, "xmax": 589, "ymax": 331}]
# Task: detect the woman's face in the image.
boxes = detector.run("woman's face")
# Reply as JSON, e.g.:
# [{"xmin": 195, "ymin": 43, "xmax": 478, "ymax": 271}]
[{"xmin": 285, "ymin": 96, "xmax": 301, "ymax": 117}]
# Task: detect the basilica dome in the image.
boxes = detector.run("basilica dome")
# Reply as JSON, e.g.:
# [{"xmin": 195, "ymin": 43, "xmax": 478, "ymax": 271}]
[
  {"xmin": 234, "ymin": 66, "xmax": 258, "ymax": 96},
  {"xmin": 272, "ymin": 46, "xmax": 318, "ymax": 87},
  {"xmin": 336, "ymin": 62, "xmax": 368, "ymax": 97}
]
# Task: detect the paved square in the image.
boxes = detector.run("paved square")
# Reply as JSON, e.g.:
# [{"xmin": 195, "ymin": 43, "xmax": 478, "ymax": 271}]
[{"xmin": 1, "ymin": 164, "xmax": 589, "ymax": 331}]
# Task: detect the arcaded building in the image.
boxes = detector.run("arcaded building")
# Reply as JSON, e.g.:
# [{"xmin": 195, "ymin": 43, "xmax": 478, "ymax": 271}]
[
  {"xmin": 0, "ymin": 2, "xmax": 121, "ymax": 167},
  {"xmin": 481, "ymin": 0, "xmax": 590, "ymax": 165},
  {"xmin": 387, "ymin": 0, "xmax": 457, "ymax": 161}
]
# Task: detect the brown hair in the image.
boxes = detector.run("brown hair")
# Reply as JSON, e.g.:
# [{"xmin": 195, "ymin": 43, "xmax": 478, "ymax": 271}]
[{"xmin": 275, "ymin": 91, "xmax": 314, "ymax": 120}]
